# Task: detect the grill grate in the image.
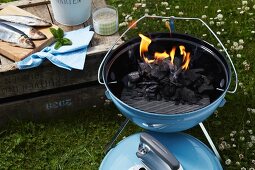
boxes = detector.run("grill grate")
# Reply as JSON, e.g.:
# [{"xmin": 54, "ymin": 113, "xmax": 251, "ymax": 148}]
[{"xmin": 121, "ymin": 88, "xmax": 210, "ymax": 114}]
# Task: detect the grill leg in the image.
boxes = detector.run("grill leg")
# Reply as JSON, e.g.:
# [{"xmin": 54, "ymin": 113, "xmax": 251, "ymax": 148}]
[
  {"xmin": 104, "ymin": 118, "xmax": 129, "ymax": 153},
  {"xmin": 199, "ymin": 122, "xmax": 222, "ymax": 161}
]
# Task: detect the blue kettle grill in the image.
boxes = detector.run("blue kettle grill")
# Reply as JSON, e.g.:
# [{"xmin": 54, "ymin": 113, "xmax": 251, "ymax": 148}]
[{"xmin": 98, "ymin": 15, "xmax": 238, "ymax": 170}]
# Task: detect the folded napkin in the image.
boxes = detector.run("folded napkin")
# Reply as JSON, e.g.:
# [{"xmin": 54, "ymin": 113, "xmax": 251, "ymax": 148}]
[{"xmin": 17, "ymin": 26, "xmax": 94, "ymax": 70}]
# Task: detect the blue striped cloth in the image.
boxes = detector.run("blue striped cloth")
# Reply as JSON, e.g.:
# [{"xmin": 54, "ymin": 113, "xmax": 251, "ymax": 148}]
[{"xmin": 17, "ymin": 25, "xmax": 94, "ymax": 70}]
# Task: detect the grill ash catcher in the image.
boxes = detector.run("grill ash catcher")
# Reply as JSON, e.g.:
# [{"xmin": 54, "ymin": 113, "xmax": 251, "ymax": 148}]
[{"xmin": 98, "ymin": 15, "xmax": 238, "ymax": 170}]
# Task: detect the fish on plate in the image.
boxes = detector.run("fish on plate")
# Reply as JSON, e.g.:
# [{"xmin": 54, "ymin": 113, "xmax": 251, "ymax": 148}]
[
  {"xmin": 0, "ymin": 15, "xmax": 52, "ymax": 27},
  {"xmin": 0, "ymin": 22, "xmax": 35, "ymax": 49},
  {"xmin": 0, "ymin": 20, "xmax": 47, "ymax": 40}
]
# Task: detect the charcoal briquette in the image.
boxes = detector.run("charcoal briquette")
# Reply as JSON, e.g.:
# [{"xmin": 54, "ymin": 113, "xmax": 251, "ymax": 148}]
[
  {"xmin": 139, "ymin": 62, "xmax": 152, "ymax": 75},
  {"xmin": 128, "ymin": 71, "xmax": 140, "ymax": 83},
  {"xmin": 198, "ymin": 84, "xmax": 214, "ymax": 93}
]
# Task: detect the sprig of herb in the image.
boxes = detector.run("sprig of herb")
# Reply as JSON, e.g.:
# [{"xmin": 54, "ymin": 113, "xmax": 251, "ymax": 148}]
[{"xmin": 50, "ymin": 28, "xmax": 72, "ymax": 50}]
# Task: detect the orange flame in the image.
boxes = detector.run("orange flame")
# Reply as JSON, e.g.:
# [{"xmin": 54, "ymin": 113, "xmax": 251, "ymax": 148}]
[
  {"xmin": 179, "ymin": 45, "xmax": 186, "ymax": 61},
  {"xmin": 139, "ymin": 34, "xmax": 191, "ymax": 70},
  {"xmin": 139, "ymin": 34, "xmax": 151, "ymax": 58},
  {"xmin": 155, "ymin": 51, "xmax": 169, "ymax": 60},
  {"xmin": 182, "ymin": 52, "xmax": 191, "ymax": 70},
  {"xmin": 144, "ymin": 57, "xmax": 155, "ymax": 64},
  {"xmin": 169, "ymin": 46, "xmax": 176, "ymax": 64}
]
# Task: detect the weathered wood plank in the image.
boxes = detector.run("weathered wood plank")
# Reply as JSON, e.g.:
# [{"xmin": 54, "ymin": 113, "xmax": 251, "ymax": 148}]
[
  {"xmin": 93, "ymin": 0, "xmax": 106, "ymax": 8},
  {"xmin": 0, "ymin": 84, "xmax": 105, "ymax": 126},
  {"xmin": 0, "ymin": 63, "xmax": 16, "ymax": 72},
  {"xmin": 0, "ymin": 56, "xmax": 13, "ymax": 65},
  {"xmin": 23, "ymin": 4, "xmax": 52, "ymax": 23},
  {"xmin": 92, "ymin": 32, "xmax": 121, "ymax": 47},
  {"xmin": 87, "ymin": 42, "xmax": 122, "ymax": 55},
  {"xmin": 0, "ymin": 56, "xmax": 16, "ymax": 72},
  {"xmin": 0, "ymin": 0, "xmax": 49, "ymax": 9},
  {"xmin": 0, "ymin": 52, "xmax": 105, "ymax": 98}
]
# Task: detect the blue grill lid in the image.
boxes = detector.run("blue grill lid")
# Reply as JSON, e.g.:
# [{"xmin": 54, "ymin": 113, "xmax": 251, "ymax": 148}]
[{"xmin": 100, "ymin": 132, "xmax": 222, "ymax": 170}]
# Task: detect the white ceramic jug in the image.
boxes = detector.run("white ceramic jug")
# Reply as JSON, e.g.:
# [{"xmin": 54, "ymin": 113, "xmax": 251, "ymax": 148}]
[{"xmin": 51, "ymin": 0, "xmax": 92, "ymax": 26}]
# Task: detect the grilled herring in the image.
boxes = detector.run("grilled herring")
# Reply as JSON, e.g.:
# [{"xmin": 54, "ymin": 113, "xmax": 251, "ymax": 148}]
[
  {"xmin": 0, "ymin": 15, "xmax": 52, "ymax": 27},
  {"xmin": 0, "ymin": 20, "xmax": 47, "ymax": 40},
  {"xmin": 0, "ymin": 22, "xmax": 35, "ymax": 49}
]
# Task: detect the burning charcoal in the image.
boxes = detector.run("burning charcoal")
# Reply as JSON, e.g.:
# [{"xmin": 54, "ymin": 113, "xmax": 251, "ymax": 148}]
[
  {"xmin": 169, "ymin": 76, "xmax": 182, "ymax": 87},
  {"xmin": 175, "ymin": 100, "xmax": 181, "ymax": 105},
  {"xmin": 179, "ymin": 69, "xmax": 204, "ymax": 86},
  {"xmin": 122, "ymin": 74, "xmax": 138, "ymax": 88},
  {"xmin": 138, "ymin": 92, "xmax": 143, "ymax": 97},
  {"xmin": 162, "ymin": 59, "xmax": 175, "ymax": 71},
  {"xmin": 145, "ymin": 85, "xmax": 159, "ymax": 93},
  {"xmin": 137, "ymin": 81, "xmax": 158, "ymax": 86},
  {"xmin": 156, "ymin": 94, "xmax": 162, "ymax": 101},
  {"xmin": 121, "ymin": 75, "xmax": 129, "ymax": 87},
  {"xmin": 161, "ymin": 85, "xmax": 170, "ymax": 98},
  {"xmin": 160, "ymin": 60, "xmax": 171, "ymax": 72},
  {"xmin": 135, "ymin": 88, "xmax": 145, "ymax": 96},
  {"xmin": 126, "ymin": 89, "xmax": 144, "ymax": 100},
  {"xmin": 198, "ymin": 84, "xmax": 214, "ymax": 93},
  {"xmin": 161, "ymin": 84, "xmax": 176, "ymax": 100},
  {"xmin": 179, "ymin": 77, "xmax": 192, "ymax": 86},
  {"xmin": 150, "ymin": 65, "xmax": 160, "ymax": 78},
  {"xmin": 128, "ymin": 71, "xmax": 140, "ymax": 83},
  {"xmin": 173, "ymin": 56, "xmax": 182, "ymax": 71},
  {"xmin": 145, "ymin": 92, "xmax": 157, "ymax": 101},
  {"xmin": 120, "ymin": 41, "xmax": 220, "ymax": 107},
  {"xmin": 169, "ymin": 84, "xmax": 176, "ymax": 95},
  {"xmin": 181, "ymin": 87, "xmax": 200, "ymax": 104},
  {"xmin": 146, "ymin": 93, "xmax": 157, "ymax": 98},
  {"xmin": 122, "ymin": 89, "xmax": 133, "ymax": 96},
  {"xmin": 193, "ymin": 77, "xmax": 204, "ymax": 88},
  {"xmin": 172, "ymin": 88, "xmax": 181, "ymax": 101},
  {"xmin": 150, "ymin": 66, "xmax": 167, "ymax": 80},
  {"xmin": 173, "ymin": 87, "xmax": 199, "ymax": 104},
  {"xmin": 182, "ymin": 68, "xmax": 204, "ymax": 81},
  {"xmin": 130, "ymin": 91, "xmax": 138, "ymax": 99},
  {"xmin": 192, "ymin": 68, "xmax": 204, "ymax": 73},
  {"xmin": 179, "ymin": 99, "xmax": 185, "ymax": 105},
  {"xmin": 159, "ymin": 77, "xmax": 170, "ymax": 85},
  {"xmin": 172, "ymin": 67, "xmax": 183, "ymax": 80},
  {"xmin": 169, "ymin": 75, "xmax": 176, "ymax": 85},
  {"xmin": 139, "ymin": 62, "xmax": 152, "ymax": 75},
  {"xmin": 194, "ymin": 75, "xmax": 212, "ymax": 89},
  {"xmin": 127, "ymin": 81, "xmax": 136, "ymax": 88},
  {"xmin": 202, "ymin": 75, "xmax": 211, "ymax": 84}
]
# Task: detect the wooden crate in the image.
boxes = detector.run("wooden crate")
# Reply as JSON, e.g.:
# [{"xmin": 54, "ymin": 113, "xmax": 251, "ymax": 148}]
[
  {"xmin": 0, "ymin": 85, "xmax": 106, "ymax": 126},
  {"xmin": 0, "ymin": 0, "xmax": 121, "ymax": 125}
]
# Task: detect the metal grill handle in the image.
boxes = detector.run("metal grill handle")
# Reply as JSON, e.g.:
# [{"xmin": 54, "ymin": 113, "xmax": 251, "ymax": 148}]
[{"xmin": 98, "ymin": 15, "xmax": 238, "ymax": 94}]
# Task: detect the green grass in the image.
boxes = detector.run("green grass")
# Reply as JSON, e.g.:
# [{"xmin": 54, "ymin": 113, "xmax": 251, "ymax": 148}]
[
  {"xmin": 1, "ymin": 0, "xmax": 255, "ymax": 169},
  {"xmin": 0, "ymin": 0, "xmax": 16, "ymax": 3},
  {"xmin": 0, "ymin": 106, "xmax": 141, "ymax": 169}
]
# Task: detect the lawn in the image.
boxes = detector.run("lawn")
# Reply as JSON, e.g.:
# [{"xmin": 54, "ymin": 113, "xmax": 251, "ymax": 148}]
[
  {"xmin": 0, "ymin": 0, "xmax": 255, "ymax": 169},
  {"xmin": 0, "ymin": 0, "xmax": 14, "ymax": 3}
]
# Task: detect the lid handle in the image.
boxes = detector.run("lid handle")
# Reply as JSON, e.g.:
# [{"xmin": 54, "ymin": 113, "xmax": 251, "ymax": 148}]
[{"xmin": 136, "ymin": 133, "xmax": 181, "ymax": 170}]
